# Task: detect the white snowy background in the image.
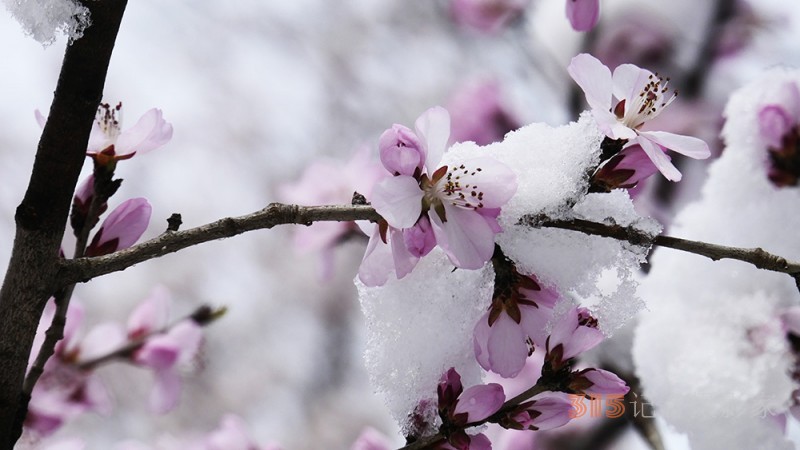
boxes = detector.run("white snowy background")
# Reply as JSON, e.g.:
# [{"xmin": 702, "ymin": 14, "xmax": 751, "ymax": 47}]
[{"xmin": 1, "ymin": 0, "xmax": 800, "ymax": 449}]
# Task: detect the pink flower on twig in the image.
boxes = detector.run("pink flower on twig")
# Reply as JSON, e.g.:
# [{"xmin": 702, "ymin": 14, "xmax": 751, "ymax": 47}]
[{"xmin": 568, "ymin": 53, "xmax": 710, "ymax": 181}]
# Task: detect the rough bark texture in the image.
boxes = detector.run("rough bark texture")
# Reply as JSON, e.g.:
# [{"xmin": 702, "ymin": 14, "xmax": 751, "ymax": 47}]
[{"xmin": 0, "ymin": 1, "xmax": 128, "ymax": 447}]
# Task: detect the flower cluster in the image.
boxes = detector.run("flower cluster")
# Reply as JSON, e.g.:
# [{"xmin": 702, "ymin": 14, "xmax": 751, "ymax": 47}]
[
  {"xmin": 359, "ymin": 107, "xmax": 517, "ymax": 286},
  {"xmin": 25, "ymin": 290, "xmax": 208, "ymax": 438}
]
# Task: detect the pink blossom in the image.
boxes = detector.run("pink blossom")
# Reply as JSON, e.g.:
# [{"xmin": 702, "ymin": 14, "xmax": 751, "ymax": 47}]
[
  {"xmin": 448, "ymin": 79, "xmax": 521, "ymax": 146},
  {"xmin": 87, "ymin": 103, "xmax": 173, "ymax": 165},
  {"xmin": 279, "ymin": 146, "xmax": 383, "ymax": 279},
  {"xmin": 473, "ymin": 274, "xmax": 559, "ymax": 377},
  {"xmin": 449, "ymin": 0, "xmax": 530, "ymax": 34},
  {"xmin": 85, "ymin": 198, "xmax": 151, "ymax": 257},
  {"xmin": 566, "ymin": 0, "xmax": 600, "ymax": 32},
  {"xmin": 26, "ymin": 301, "xmax": 113, "ymax": 436},
  {"xmin": 436, "ymin": 432, "xmax": 492, "ymax": 450},
  {"xmin": 127, "ymin": 287, "xmax": 171, "ymax": 339},
  {"xmin": 569, "ymin": 368, "xmax": 629, "ymax": 396},
  {"xmin": 591, "ymin": 144, "xmax": 662, "ymax": 191},
  {"xmin": 568, "ymin": 53, "xmax": 710, "ymax": 181},
  {"xmin": 363, "ymin": 107, "xmax": 517, "ymax": 286},
  {"xmin": 545, "ymin": 307, "xmax": 604, "ymax": 368}
]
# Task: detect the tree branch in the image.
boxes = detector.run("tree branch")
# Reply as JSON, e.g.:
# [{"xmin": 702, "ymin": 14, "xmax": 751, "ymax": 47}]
[
  {"xmin": 530, "ymin": 217, "xmax": 800, "ymax": 280},
  {"xmin": 57, "ymin": 204, "xmax": 381, "ymax": 285},
  {"xmin": 0, "ymin": 1, "xmax": 129, "ymax": 446},
  {"xmin": 57, "ymin": 205, "xmax": 800, "ymax": 289}
]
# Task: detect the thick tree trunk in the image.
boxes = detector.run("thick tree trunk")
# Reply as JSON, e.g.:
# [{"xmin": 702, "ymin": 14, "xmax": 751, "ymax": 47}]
[{"xmin": 0, "ymin": 1, "xmax": 127, "ymax": 447}]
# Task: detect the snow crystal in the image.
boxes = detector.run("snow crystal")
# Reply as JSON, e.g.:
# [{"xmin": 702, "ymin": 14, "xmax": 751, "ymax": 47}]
[
  {"xmin": 356, "ymin": 248, "xmax": 493, "ymax": 435},
  {"xmin": 4, "ymin": 0, "xmax": 90, "ymax": 46},
  {"xmin": 633, "ymin": 68, "xmax": 800, "ymax": 450}
]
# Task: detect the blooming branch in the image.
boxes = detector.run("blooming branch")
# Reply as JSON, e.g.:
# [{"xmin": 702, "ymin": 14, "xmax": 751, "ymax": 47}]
[{"xmin": 58, "ymin": 203, "xmax": 800, "ymax": 288}]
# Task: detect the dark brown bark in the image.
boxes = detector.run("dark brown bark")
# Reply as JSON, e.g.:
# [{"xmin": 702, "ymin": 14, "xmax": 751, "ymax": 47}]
[{"xmin": 0, "ymin": 1, "xmax": 128, "ymax": 447}]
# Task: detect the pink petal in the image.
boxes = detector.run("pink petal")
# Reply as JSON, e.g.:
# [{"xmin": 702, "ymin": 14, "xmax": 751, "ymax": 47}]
[
  {"xmin": 136, "ymin": 338, "xmax": 180, "ymax": 370},
  {"xmin": 638, "ymin": 130, "xmax": 711, "ymax": 159},
  {"xmin": 487, "ymin": 313, "xmax": 528, "ymax": 378},
  {"xmin": 415, "ymin": 106, "xmax": 451, "ymax": 171},
  {"xmin": 468, "ymin": 433, "xmax": 492, "ymax": 450},
  {"xmin": 205, "ymin": 414, "xmax": 259, "ymax": 450},
  {"xmin": 473, "ymin": 313, "xmax": 492, "ymax": 371},
  {"xmin": 358, "ymin": 226, "xmax": 395, "ymax": 287},
  {"xmin": 403, "ymin": 215, "xmax": 436, "ymax": 257},
  {"xmin": 567, "ymin": 53, "xmax": 612, "ymax": 113},
  {"xmin": 519, "ymin": 304, "xmax": 552, "ymax": 348},
  {"xmin": 565, "ymin": 0, "xmax": 599, "ymax": 32},
  {"xmin": 371, "ymin": 176, "xmax": 423, "ymax": 229},
  {"xmin": 458, "ymin": 156, "xmax": 518, "ymax": 207},
  {"xmin": 168, "ymin": 321, "xmax": 204, "ymax": 365},
  {"xmin": 612, "ymin": 63, "xmax": 651, "ymax": 104},
  {"xmin": 454, "ymin": 383, "xmax": 506, "ymax": 422},
  {"xmin": 127, "ymin": 287, "xmax": 171, "ymax": 338},
  {"xmin": 34, "ymin": 109, "xmax": 47, "ymax": 128},
  {"xmin": 79, "ymin": 322, "xmax": 126, "ymax": 361},
  {"xmin": 115, "ymin": 108, "xmax": 173, "ymax": 155},
  {"xmin": 86, "ymin": 198, "xmax": 152, "ymax": 256},
  {"xmin": 636, "ymin": 137, "xmax": 682, "ymax": 181},
  {"xmin": 86, "ymin": 121, "xmax": 108, "ymax": 154},
  {"xmin": 150, "ymin": 369, "xmax": 181, "ymax": 414},
  {"xmin": 390, "ymin": 227, "xmax": 420, "ymax": 280},
  {"xmin": 351, "ymin": 427, "xmax": 393, "ymax": 450},
  {"xmin": 431, "ymin": 206, "xmax": 495, "ymax": 269},
  {"xmin": 561, "ymin": 324, "xmax": 604, "ymax": 360}
]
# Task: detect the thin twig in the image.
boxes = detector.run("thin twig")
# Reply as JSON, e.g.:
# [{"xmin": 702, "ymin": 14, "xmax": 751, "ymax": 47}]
[
  {"xmin": 77, "ymin": 304, "xmax": 224, "ymax": 371},
  {"xmin": 57, "ymin": 204, "xmax": 380, "ymax": 285},
  {"xmin": 532, "ymin": 217, "xmax": 800, "ymax": 279}
]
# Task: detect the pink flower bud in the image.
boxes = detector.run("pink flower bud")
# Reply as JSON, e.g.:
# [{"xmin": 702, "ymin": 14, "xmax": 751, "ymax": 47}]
[
  {"xmin": 453, "ymin": 383, "xmax": 505, "ymax": 423},
  {"xmin": 570, "ymin": 368, "xmax": 629, "ymax": 396},
  {"xmin": 592, "ymin": 144, "xmax": 662, "ymax": 190},
  {"xmin": 547, "ymin": 308, "xmax": 604, "ymax": 365},
  {"xmin": 403, "ymin": 215, "xmax": 436, "ymax": 257},
  {"xmin": 379, "ymin": 124, "xmax": 425, "ymax": 176},
  {"xmin": 506, "ymin": 394, "xmax": 574, "ymax": 431},
  {"xmin": 85, "ymin": 198, "xmax": 151, "ymax": 257}
]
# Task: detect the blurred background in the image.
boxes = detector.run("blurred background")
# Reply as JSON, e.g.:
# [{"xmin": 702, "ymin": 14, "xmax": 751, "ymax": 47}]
[{"xmin": 1, "ymin": 0, "xmax": 799, "ymax": 448}]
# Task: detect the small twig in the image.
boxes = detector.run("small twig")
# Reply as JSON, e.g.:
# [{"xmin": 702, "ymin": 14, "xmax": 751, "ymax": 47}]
[
  {"xmin": 57, "ymin": 203, "xmax": 380, "ymax": 285},
  {"xmin": 531, "ymin": 217, "xmax": 800, "ymax": 279}
]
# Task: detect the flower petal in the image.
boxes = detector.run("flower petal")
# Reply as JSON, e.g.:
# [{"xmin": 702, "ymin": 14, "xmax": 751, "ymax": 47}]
[
  {"xmin": 457, "ymin": 156, "xmax": 518, "ymax": 207},
  {"xmin": 371, "ymin": 176, "xmax": 423, "ymax": 229},
  {"xmin": 115, "ymin": 108, "xmax": 173, "ymax": 155},
  {"xmin": 415, "ymin": 106, "xmax": 451, "ymax": 170},
  {"xmin": 150, "ymin": 369, "xmax": 181, "ymax": 414},
  {"xmin": 86, "ymin": 198, "xmax": 152, "ymax": 257},
  {"xmin": 431, "ymin": 206, "xmax": 495, "ymax": 269},
  {"xmin": 567, "ymin": 53, "xmax": 612, "ymax": 113},
  {"xmin": 358, "ymin": 226, "xmax": 395, "ymax": 287},
  {"xmin": 487, "ymin": 313, "xmax": 528, "ymax": 378},
  {"xmin": 636, "ymin": 137, "xmax": 682, "ymax": 181},
  {"xmin": 612, "ymin": 63, "xmax": 652, "ymax": 104},
  {"xmin": 127, "ymin": 287, "xmax": 171, "ymax": 338},
  {"xmin": 638, "ymin": 130, "xmax": 711, "ymax": 159},
  {"xmin": 390, "ymin": 227, "xmax": 420, "ymax": 280}
]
